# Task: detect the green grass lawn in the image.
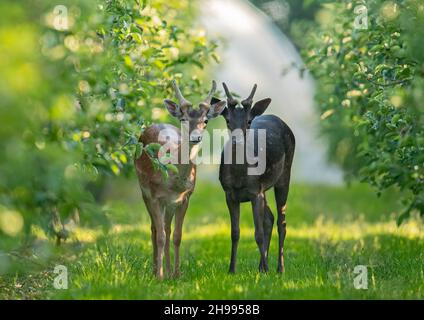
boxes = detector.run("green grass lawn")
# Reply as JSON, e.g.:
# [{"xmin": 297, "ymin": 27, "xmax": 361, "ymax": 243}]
[{"xmin": 1, "ymin": 180, "xmax": 424, "ymax": 299}]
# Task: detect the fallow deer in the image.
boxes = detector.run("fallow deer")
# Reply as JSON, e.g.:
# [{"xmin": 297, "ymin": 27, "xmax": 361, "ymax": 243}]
[
  {"xmin": 215, "ymin": 83, "xmax": 295, "ymax": 273},
  {"xmin": 135, "ymin": 80, "xmax": 226, "ymax": 279}
]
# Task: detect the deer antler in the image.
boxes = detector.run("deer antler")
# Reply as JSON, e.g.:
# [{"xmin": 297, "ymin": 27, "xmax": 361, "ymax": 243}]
[
  {"xmin": 222, "ymin": 82, "xmax": 237, "ymax": 106},
  {"xmin": 247, "ymin": 84, "xmax": 257, "ymax": 100},
  {"xmin": 242, "ymin": 84, "xmax": 257, "ymax": 109},
  {"xmin": 203, "ymin": 80, "xmax": 217, "ymax": 105},
  {"xmin": 200, "ymin": 80, "xmax": 218, "ymax": 113},
  {"xmin": 171, "ymin": 80, "xmax": 191, "ymax": 110}
]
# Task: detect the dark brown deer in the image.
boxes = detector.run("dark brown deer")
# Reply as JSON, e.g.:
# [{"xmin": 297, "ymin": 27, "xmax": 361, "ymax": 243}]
[
  {"xmin": 215, "ymin": 83, "xmax": 295, "ymax": 273},
  {"xmin": 135, "ymin": 80, "xmax": 226, "ymax": 279}
]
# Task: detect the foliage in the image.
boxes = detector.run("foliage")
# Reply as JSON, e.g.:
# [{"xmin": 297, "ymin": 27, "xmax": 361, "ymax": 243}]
[
  {"xmin": 0, "ymin": 0, "xmax": 218, "ymax": 248},
  {"xmin": 250, "ymin": 1, "xmax": 423, "ymax": 222},
  {"xmin": 290, "ymin": 0, "xmax": 423, "ymax": 222},
  {"xmin": 67, "ymin": 0, "xmax": 219, "ymax": 177}
]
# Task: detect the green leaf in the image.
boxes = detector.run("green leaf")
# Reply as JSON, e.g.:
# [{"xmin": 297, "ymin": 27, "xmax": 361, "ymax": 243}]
[
  {"xmin": 135, "ymin": 142, "xmax": 143, "ymax": 159},
  {"xmin": 166, "ymin": 163, "xmax": 179, "ymax": 174}
]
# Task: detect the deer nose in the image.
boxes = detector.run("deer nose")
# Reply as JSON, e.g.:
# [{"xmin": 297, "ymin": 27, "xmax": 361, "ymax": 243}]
[
  {"xmin": 231, "ymin": 136, "xmax": 244, "ymax": 145},
  {"xmin": 231, "ymin": 129, "xmax": 245, "ymax": 145},
  {"xmin": 189, "ymin": 134, "xmax": 202, "ymax": 143}
]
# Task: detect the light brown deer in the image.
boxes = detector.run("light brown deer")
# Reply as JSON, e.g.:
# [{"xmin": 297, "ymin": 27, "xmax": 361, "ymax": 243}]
[{"xmin": 135, "ymin": 80, "xmax": 226, "ymax": 279}]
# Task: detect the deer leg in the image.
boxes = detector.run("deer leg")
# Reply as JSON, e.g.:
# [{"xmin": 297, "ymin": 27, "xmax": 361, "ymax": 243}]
[
  {"xmin": 226, "ymin": 193, "xmax": 240, "ymax": 273},
  {"xmin": 150, "ymin": 222, "xmax": 158, "ymax": 274},
  {"xmin": 275, "ymin": 146, "xmax": 294, "ymax": 273},
  {"xmin": 275, "ymin": 185, "xmax": 289, "ymax": 273},
  {"xmin": 143, "ymin": 194, "xmax": 158, "ymax": 274},
  {"xmin": 144, "ymin": 196, "xmax": 166, "ymax": 279},
  {"xmin": 251, "ymin": 192, "xmax": 268, "ymax": 273},
  {"xmin": 263, "ymin": 202, "xmax": 274, "ymax": 263},
  {"xmin": 154, "ymin": 208, "xmax": 166, "ymax": 279},
  {"xmin": 173, "ymin": 198, "xmax": 189, "ymax": 278},
  {"xmin": 164, "ymin": 208, "xmax": 173, "ymax": 277},
  {"xmin": 257, "ymin": 197, "xmax": 273, "ymax": 271}
]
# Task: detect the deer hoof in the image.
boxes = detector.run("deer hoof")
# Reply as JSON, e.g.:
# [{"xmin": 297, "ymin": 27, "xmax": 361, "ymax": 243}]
[
  {"xmin": 277, "ymin": 265, "xmax": 285, "ymax": 273},
  {"xmin": 172, "ymin": 270, "xmax": 181, "ymax": 279},
  {"xmin": 155, "ymin": 269, "xmax": 165, "ymax": 280},
  {"xmin": 259, "ymin": 264, "xmax": 269, "ymax": 273},
  {"xmin": 258, "ymin": 260, "xmax": 269, "ymax": 273}
]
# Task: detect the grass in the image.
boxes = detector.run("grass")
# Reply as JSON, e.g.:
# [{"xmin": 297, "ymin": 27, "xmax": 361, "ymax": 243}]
[{"xmin": 1, "ymin": 180, "xmax": 424, "ymax": 299}]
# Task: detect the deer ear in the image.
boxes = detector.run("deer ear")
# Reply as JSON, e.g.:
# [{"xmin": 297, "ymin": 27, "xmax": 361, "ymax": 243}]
[
  {"xmin": 220, "ymin": 107, "xmax": 228, "ymax": 118},
  {"xmin": 251, "ymin": 98, "xmax": 271, "ymax": 118},
  {"xmin": 208, "ymin": 100, "xmax": 226, "ymax": 119},
  {"xmin": 164, "ymin": 99, "xmax": 182, "ymax": 118},
  {"xmin": 211, "ymin": 97, "xmax": 221, "ymax": 105}
]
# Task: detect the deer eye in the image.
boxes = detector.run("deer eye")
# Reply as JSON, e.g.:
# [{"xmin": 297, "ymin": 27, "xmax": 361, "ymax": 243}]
[{"xmin": 204, "ymin": 119, "xmax": 208, "ymax": 124}]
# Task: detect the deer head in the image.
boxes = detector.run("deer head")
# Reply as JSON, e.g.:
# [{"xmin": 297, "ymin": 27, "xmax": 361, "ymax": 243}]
[
  {"xmin": 215, "ymin": 83, "xmax": 271, "ymax": 144},
  {"xmin": 164, "ymin": 80, "xmax": 226, "ymax": 143}
]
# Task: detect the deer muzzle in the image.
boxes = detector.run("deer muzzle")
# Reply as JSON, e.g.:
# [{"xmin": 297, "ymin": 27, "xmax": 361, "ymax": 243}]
[{"xmin": 189, "ymin": 133, "xmax": 202, "ymax": 144}]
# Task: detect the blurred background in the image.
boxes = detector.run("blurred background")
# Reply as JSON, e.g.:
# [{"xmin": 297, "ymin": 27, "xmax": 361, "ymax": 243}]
[
  {"xmin": 0, "ymin": 0, "xmax": 423, "ymax": 299},
  {"xmin": 200, "ymin": 0, "xmax": 342, "ymax": 183}
]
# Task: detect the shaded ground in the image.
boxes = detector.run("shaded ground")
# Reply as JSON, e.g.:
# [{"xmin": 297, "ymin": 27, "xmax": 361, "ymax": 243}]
[{"xmin": 1, "ymin": 182, "xmax": 423, "ymax": 299}]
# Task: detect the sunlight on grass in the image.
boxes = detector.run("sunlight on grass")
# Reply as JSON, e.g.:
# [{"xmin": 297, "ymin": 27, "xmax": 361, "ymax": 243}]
[
  {"xmin": 182, "ymin": 217, "xmax": 424, "ymax": 242},
  {"xmin": 110, "ymin": 224, "xmax": 149, "ymax": 235},
  {"xmin": 31, "ymin": 225, "xmax": 103, "ymax": 244},
  {"xmin": 31, "ymin": 214, "xmax": 424, "ymax": 252},
  {"xmin": 73, "ymin": 228, "xmax": 103, "ymax": 243},
  {"xmin": 5, "ymin": 182, "xmax": 423, "ymax": 300},
  {"xmin": 289, "ymin": 217, "xmax": 424, "ymax": 241}
]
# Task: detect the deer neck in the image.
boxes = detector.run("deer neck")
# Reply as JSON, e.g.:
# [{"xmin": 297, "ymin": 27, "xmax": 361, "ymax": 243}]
[
  {"xmin": 230, "ymin": 141, "xmax": 248, "ymax": 175},
  {"xmin": 176, "ymin": 140, "xmax": 200, "ymax": 178}
]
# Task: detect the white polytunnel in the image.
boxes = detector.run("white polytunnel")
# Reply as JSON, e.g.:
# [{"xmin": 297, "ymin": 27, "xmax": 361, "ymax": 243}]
[{"xmin": 199, "ymin": 0, "xmax": 342, "ymax": 184}]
